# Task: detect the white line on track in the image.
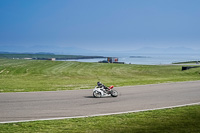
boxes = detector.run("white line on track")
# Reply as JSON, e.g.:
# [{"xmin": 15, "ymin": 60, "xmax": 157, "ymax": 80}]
[{"xmin": 1, "ymin": 102, "xmax": 200, "ymax": 124}]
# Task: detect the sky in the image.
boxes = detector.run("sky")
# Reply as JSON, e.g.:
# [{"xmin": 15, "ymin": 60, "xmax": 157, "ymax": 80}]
[{"xmin": 0, "ymin": 0, "xmax": 200, "ymax": 54}]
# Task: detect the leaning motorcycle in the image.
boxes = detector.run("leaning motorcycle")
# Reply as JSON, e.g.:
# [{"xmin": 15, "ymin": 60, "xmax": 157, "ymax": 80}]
[{"xmin": 93, "ymin": 85, "xmax": 118, "ymax": 98}]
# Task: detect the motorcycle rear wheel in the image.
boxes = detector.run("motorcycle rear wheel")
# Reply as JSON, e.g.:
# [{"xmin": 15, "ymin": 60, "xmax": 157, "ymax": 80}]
[{"xmin": 111, "ymin": 90, "xmax": 118, "ymax": 97}]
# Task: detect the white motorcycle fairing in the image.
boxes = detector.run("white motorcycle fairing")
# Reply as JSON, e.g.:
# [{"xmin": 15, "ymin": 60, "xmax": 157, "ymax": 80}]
[{"xmin": 93, "ymin": 86, "xmax": 118, "ymax": 98}]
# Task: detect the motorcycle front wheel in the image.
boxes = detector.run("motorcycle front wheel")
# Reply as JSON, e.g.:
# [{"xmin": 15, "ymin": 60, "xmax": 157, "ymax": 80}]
[
  {"xmin": 111, "ymin": 90, "xmax": 118, "ymax": 97},
  {"xmin": 93, "ymin": 91, "xmax": 101, "ymax": 98}
]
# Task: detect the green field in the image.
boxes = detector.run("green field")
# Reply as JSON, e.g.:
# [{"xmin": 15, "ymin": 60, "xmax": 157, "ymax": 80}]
[
  {"xmin": 0, "ymin": 105, "xmax": 200, "ymax": 133},
  {"xmin": 0, "ymin": 58, "xmax": 200, "ymax": 92},
  {"xmin": 1, "ymin": 58, "xmax": 200, "ymax": 132}
]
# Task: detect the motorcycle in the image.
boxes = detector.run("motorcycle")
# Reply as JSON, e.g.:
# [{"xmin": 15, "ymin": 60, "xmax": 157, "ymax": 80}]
[{"xmin": 93, "ymin": 85, "xmax": 118, "ymax": 98}]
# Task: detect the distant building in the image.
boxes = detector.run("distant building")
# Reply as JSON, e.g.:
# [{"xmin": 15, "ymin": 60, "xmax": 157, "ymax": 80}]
[
  {"xmin": 107, "ymin": 57, "xmax": 118, "ymax": 63},
  {"xmin": 99, "ymin": 57, "xmax": 124, "ymax": 64},
  {"xmin": 24, "ymin": 58, "xmax": 32, "ymax": 60},
  {"xmin": 51, "ymin": 58, "xmax": 56, "ymax": 61}
]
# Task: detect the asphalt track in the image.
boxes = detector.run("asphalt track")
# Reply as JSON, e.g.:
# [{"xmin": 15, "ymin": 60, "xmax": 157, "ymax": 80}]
[{"xmin": 0, "ymin": 81, "xmax": 200, "ymax": 123}]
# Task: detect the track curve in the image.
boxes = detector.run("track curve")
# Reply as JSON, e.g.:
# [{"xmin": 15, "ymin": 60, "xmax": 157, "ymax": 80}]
[{"xmin": 0, "ymin": 81, "xmax": 200, "ymax": 123}]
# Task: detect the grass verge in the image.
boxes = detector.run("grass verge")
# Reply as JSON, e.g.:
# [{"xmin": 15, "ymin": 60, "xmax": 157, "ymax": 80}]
[
  {"xmin": 0, "ymin": 59, "xmax": 200, "ymax": 92},
  {"xmin": 0, "ymin": 105, "xmax": 200, "ymax": 133}
]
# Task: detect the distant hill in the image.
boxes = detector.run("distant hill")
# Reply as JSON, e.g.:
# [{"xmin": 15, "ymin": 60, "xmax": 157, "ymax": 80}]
[
  {"xmin": 0, "ymin": 45, "xmax": 95, "ymax": 55},
  {"xmin": 130, "ymin": 47, "xmax": 199, "ymax": 54},
  {"xmin": 0, "ymin": 51, "xmax": 55, "ymax": 55},
  {"xmin": 1, "ymin": 46, "xmax": 198, "ymax": 57},
  {"xmin": 0, "ymin": 52, "xmax": 105, "ymax": 60}
]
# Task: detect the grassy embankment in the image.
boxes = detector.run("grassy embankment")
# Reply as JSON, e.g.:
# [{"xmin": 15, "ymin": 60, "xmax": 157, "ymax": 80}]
[
  {"xmin": 0, "ymin": 105, "xmax": 200, "ymax": 133},
  {"xmin": 173, "ymin": 61, "xmax": 200, "ymax": 64},
  {"xmin": 0, "ymin": 58, "xmax": 200, "ymax": 92}
]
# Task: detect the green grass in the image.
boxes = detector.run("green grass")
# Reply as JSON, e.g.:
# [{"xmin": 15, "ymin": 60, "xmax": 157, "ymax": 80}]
[
  {"xmin": 1, "ymin": 59, "xmax": 200, "ymax": 132},
  {"xmin": 0, "ymin": 59, "xmax": 200, "ymax": 92},
  {"xmin": 0, "ymin": 105, "xmax": 200, "ymax": 133}
]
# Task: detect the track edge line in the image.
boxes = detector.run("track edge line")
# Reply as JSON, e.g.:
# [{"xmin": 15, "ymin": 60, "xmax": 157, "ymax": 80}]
[{"xmin": 1, "ymin": 102, "xmax": 200, "ymax": 124}]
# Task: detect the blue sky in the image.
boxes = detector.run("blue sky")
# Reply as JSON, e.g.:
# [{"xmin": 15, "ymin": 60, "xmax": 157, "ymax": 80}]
[{"xmin": 0, "ymin": 0, "xmax": 200, "ymax": 53}]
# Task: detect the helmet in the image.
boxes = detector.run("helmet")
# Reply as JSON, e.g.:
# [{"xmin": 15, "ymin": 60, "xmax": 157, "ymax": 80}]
[{"xmin": 97, "ymin": 82, "xmax": 102, "ymax": 86}]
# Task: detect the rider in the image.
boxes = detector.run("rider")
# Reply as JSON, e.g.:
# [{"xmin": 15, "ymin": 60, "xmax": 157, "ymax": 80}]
[{"xmin": 97, "ymin": 82, "xmax": 109, "ymax": 90}]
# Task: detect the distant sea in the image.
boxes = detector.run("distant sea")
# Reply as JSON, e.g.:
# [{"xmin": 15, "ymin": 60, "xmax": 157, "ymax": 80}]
[{"xmin": 63, "ymin": 53, "xmax": 200, "ymax": 65}]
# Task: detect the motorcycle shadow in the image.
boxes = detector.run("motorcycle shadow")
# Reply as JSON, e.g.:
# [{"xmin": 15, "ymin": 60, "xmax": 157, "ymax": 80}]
[{"xmin": 84, "ymin": 96, "xmax": 115, "ymax": 98}]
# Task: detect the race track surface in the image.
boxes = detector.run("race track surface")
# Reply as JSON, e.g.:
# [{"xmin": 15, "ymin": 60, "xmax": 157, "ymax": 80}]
[{"xmin": 0, "ymin": 81, "xmax": 200, "ymax": 123}]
